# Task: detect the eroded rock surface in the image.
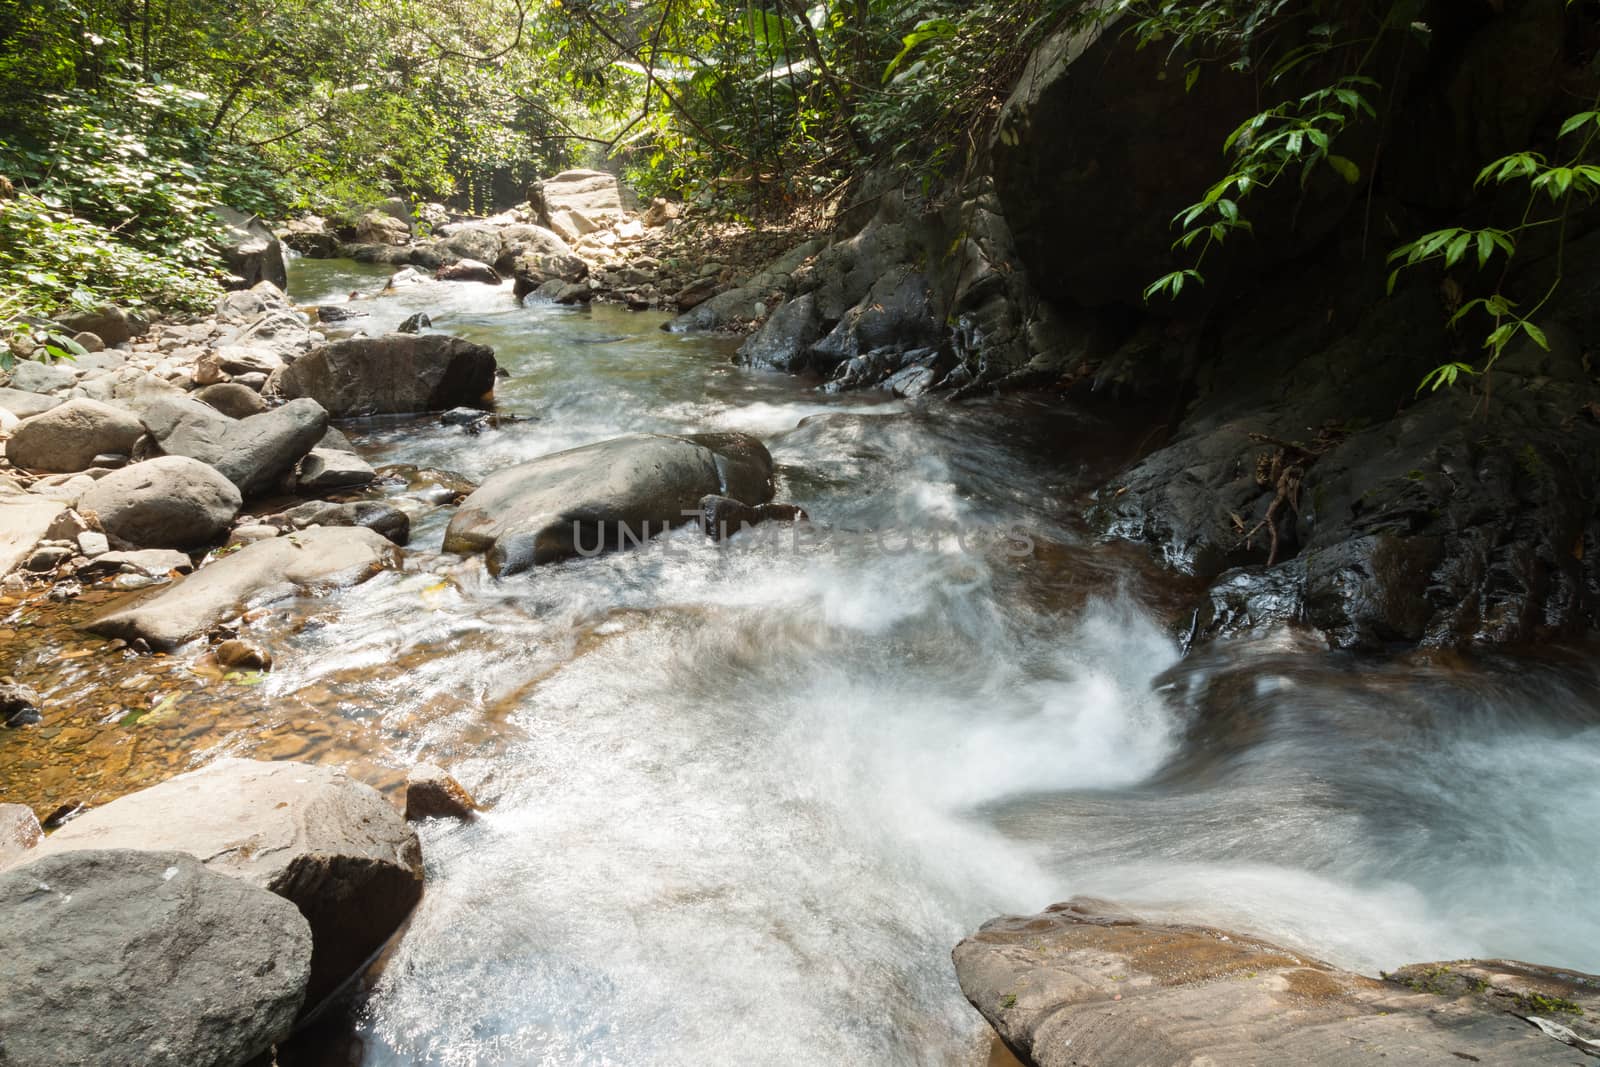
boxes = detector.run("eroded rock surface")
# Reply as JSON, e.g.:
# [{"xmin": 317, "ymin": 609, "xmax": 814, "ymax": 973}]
[
  {"xmin": 955, "ymin": 899, "xmax": 1600, "ymax": 1066},
  {"xmin": 19, "ymin": 759, "xmax": 423, "ymax": 1005}
]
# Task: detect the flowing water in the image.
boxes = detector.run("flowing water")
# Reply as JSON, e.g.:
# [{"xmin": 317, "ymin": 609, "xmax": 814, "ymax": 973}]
[{"xmin": 12, "ymin": 259, "xmax": 1600, "ymax": 1065}]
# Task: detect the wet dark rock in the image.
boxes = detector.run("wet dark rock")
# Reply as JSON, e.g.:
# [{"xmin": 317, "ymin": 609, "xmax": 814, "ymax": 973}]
[
  {"xmin": 375, "ymin": 464, "xmax": 477, "ymax": 505},
  {"xmin": 955, "ymin": 898, "xmax": 1600, "ymax": 1066},
  {"xmin": 79, "ymin": 456, "xmax": 242, "ymax": 550},
  {"xmin": 397, "ymin": 312, "xmax": 431, "ymax": 334},
  {"xmin": 444, "ymin": 432, "xmax": 774, "ymax": 575},
  {"xmin": 404, "ymin": 763, "xmax": 479, "ymax": 822},
  {"xmin": 84, "ymin": 525, "xmax": 400, "ymax": 648},
  {"xmin": 315, "ymin": 304, "xmax": 368, "ymax": 324},
  {"xmin": 439, "ymin": 407, "xmax": 527, "ymax": 434},
  {"xmin": 215, "ymin": 638, "xmax": 272, "ymax": 670},
  {"xmin": 139, "ymin": 395, "xmax": 329, "ymax": 497},
  {"xmin": 0, "ymin": 680, "xmax": 42, "ymax": 728},
  {"xmin": 21, "ymin": 759, "xmax": 421, "ymax": 1007},
  {"xmin": 267, "ymin": 500, "xmax": 411, "ymax": 545},
  {"xmin": 809, "ymin": 266, "xmax": 939, "ymax": 372},
  {"xmin": 699, "ymin": 495, "xmax": 808, "ymax": 541},
  {"xmin": 24, "ymin": 544, "xmax": 71, "ymax": 572},
  {"xmin": 738, "ymin": 292, "xmax": 823, "ymax": 372},
  {"xmin": 435, "ymin": 258, "xmax": 501, "ymax": 284},
  {"xmin": 0, "ymin": 849, "xmax": 311, "ymax": 1067},
  {"xmin": 270, "ymin": 333, "xmax": 498, "ymax": 416}
]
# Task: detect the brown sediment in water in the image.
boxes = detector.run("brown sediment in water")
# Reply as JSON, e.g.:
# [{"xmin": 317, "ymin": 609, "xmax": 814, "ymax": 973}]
[{"xmin": 0, "ymin": 583, "xmax": 531, "ymax": 819}]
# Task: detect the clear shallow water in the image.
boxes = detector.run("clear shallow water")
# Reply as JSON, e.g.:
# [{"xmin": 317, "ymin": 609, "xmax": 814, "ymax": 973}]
[{"xmin": 282, "ymin": 260, "xmax": 1600, "ymax": 1065}]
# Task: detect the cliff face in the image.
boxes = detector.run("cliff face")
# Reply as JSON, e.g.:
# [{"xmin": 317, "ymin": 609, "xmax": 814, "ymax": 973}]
[{"xmin": 683, "ymin": 0, "xmax": 1600, "ymax": 652}]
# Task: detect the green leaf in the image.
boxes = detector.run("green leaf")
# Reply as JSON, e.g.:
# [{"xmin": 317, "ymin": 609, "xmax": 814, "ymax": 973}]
[
  {"xmin": 1558, "ymin": 111, "xmax": 1600, "ymax": 139},
  {"xmin": 1326, "ymin": 154, "xmax": 1360, "ymax": 184},
  {"xmin": 1522, "ymin": 321, "xmax": 1550, "ymax": 351}
]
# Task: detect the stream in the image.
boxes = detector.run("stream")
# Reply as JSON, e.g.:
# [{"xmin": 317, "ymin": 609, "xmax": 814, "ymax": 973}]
[{"xmin": 13, "ymin": 258, "xmax": 1600, "ymax": 1065}]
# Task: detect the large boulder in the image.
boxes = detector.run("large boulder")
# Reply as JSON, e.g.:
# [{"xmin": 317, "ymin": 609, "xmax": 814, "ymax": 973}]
[
  {"xmin": 139, "ymin": 395, "xmax": 328, "ymax": 497},
  {"xmin": 955, "ymin": 898, "xmax": 1600, "ymax": 1066},
  {"xmin": 443, "ymin": 432, "xmax": 774, "ymax": 575},
  {"xmin": 269, "ymin": 333, "xmax": 497, "ymax": 416},
  {"xmin": 0, "ymin": 477, "xmax": 67, "ymax": 576},
  {"xmin": 0, "ymin": 849, "xmax": 311, "ymax": 1067},
  {"xmin": 84, "ymin": 525, "xmax": 399, "ymax": 648},
  {"xmin": 496, "ymin": 223, "xmax": 572, "ymax": 274},
  {"xmin": 79, "ymin": 456, "xmax": 242, "ymax": 550},
  {"xmin": 533, "ymin": 169, "xmax": 625, "ymax": 225},
  {"xmin": 353, "ymin": 210, "xmax": 411, "ymax": 247},
  {"xmin": 212, "ymin": 206, "xmax": 288, "ymax": 291},
  {"xmin": 4, "ymin": 398, "xmax": 143, "ymax": 472},
  {"xmin": 20, "ymin": 760, "xmax": 422, "ymax": 1006},
  {"xmin": 511, "ymin": 250, "xmax": 589, "ymax": 298}
]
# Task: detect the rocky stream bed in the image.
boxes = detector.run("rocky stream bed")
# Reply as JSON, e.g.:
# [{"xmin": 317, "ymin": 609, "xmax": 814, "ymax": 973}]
[{"xmin": 1, "ymin": 165, "xmax": 1599, "ymax": 1065}]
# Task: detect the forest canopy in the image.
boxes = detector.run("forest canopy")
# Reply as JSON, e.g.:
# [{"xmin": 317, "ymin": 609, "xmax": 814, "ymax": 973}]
[{"xmin": 0, "ymin": 0, "xmax": 1071, "ymax": 316}]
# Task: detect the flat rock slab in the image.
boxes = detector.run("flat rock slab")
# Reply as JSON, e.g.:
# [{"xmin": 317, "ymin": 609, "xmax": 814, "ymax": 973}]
[
  {"xmin": 18, "ymin": 759, "xmax": 423, "ymax": 1007},
  {"xmin": 84, "ymin": 525, "xmax": 400, "ymax": 649},
  {"xmin": 954, "ymin": 898, "xmax": 1600, "ymax": 1066},
  {"xmin": 269, "ymin": 333, "xmax": 497, "ymax": 416},
  {"xmin": 0, "ymin": 803, "xmax": 41, "ymax": 867},
  {"xmin": 0, "ymin": 848, "xmax": 310, "ymax": 1067},
  {"xmin": 443, "ymin": 432, "xmax": 774, "ymax": 575},
  {"xmin": 0, "ymin": 477, "xmax": 66, "ymax": 576},
  {"xmin": 0, "ymin": 387, "xmax": 62, "ymax": 419},
  {"xmin": 141, "ymin": 395, "xmax": 328, "ymax": 497}
]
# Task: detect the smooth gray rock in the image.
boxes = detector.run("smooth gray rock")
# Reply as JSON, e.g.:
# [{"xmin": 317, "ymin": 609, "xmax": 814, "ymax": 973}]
[
  {"xmin": 194, "ymin": 381, "xmax": 269, "ymax": 418},
  {"xmin": 0, "ymin": 849, "xmax": 311, "ymax": 1067},
  {"xmin": 22, "ymin": 759, "xmax": 422, "ymax": 1005},
  {"xmin": 6, "ymin": 398, "xmax": 144, "ymax": 473},
  {"xmin": 270, "ymin": 333, "xmax": 498, "ymax": 416},
  {"xmin": 0, "ymin": 477, "xmax": 67, "ymax": 576},
  {"xmin": 140, "ymin": 395, "xmax": 328, "ymax": 497},
  {"xmin": 216, "ymin": 280, "xmax": 291, "ymax": 324},
  {"xmin": 8, "ymin": 360, "xmax": 80, "ymax": 395},
  {"xmin": 84, "ymin": 525, "xmax": 399, "ymax": 648},
  {"xmin": 80, "ymin": 548, "xmax": 193, "ymax": 578},
  {"xmin": 0, "ymin": 387, "xmax": 60, "ymax": 419},
  {"xmin": 444, "ymin": 432, "xmax": 774, "ymax": 575},
  {"xmin": 295, "ymin": 447, "xmax": 376, "ymax": 491},
  {"xmin": 79, "ymin": 456, "xmax": 242, "ymax": 549},
  {"xmin": 67, "ymin": 365, "xmax": 183, "ymax": 414},
  {"xmin": 955, "ymin": 898, "xmax": 1600, "ymax": 1067}
]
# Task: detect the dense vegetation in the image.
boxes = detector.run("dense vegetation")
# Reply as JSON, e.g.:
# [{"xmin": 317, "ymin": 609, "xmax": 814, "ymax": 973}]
[
  {"xmin": 0, "ymin": 0, "xmax": 1072, "ymax": 318},
  {"xmin": 0, "ymin": 0, "xmax": 1595, "ymax": 402}
]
